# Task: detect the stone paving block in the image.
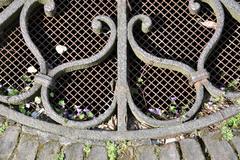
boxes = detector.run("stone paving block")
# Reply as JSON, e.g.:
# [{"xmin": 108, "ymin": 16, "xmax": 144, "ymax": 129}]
[
  {"xmin": 0, "ymin": 116, "xmax": 5, "ymax": 124},
  {"xmin": 159, "ymin": 143, "xmax": 180, "ymax": 160},
  {"xmin": 12, "ymin": 134, "xmax": 39, "ymax": 160},
  {"xmin": 231, "ymin": 136, "xmax": 240, "ymax": 155},
  {"xmin": 118, "ymin": 146, "xmax": 135, "ymax": 160},
  {"xmin": 0, "ymin": 126, "xmax": 21, "ymax": 160},
  {"xmin": 135, "ymin": 145, "xmax": 158, "ymax": 160},
  {"xmin": 203, "ymin": 135, "xmax": 238, "ymax": 160},
  {"xmin": 87, "ymin": 146, "xmax": 107, "ymax": 160},
  {"xmin": 36, "ymin": 141, "xmax": 61, "ymax": 160},
  {"xmin": 64, "ymin": 143, "xmax": 84, "ymax": 160},
  {"xmin": 179, "ymin": 139, "xmax": 205, "ymax": 160}
]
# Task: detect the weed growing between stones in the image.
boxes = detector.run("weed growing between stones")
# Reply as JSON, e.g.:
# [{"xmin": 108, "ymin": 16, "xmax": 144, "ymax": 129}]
[
  {"xmin": 221, "ymin": 113, "xmax": 240, "ymax": 141},
  {"xmin": 83, "ymin": 144, "xmax": 92, "ymax": 158},
  {"xmin": 0, "ymin": 121, "xmax": 8, "ymax": 135},
  {"xmin": 55, "ymin": 149, "xmax": 65, "ymax": 160},
  {"xmin": 105, "ymin": 141, "xmax": 132, "ymax": 160},
  {"xmin": 106, "ymin": 141, "xmax": 118, "ymax": 160}
]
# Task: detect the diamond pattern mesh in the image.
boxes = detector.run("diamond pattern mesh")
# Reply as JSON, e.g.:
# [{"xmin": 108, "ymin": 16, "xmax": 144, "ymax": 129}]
[
  {"xmin": 129, "ymin": 0, "xmax": 216, "ymax": 69},
  {"xmin": 27, "ymin": 0, "xmax": 117, "ymax": 120},
  {"xmin": 0, "ymin": 0, "xmax": 239, "ymax": 123},
  {"xmin": 0, "ymin": 21, "xmax": 39, "ymax": 94},
  {"xmin": 127, "ymin": 0, "xmax": 215, "ymax": 119},
  {"xmin": 206, "ymin": 11, "xmax": 240, "ymax": 91},
  {"xmin": 128, "ymin": 53, "xmax": 196, "ymax": 120},
  {"xmin": 28, "ymin": 0, "xmax": 117, "ymax": 68},
  {"xmin": 51, "ymin": 54, "xmax": 117, "ymax": 120}
]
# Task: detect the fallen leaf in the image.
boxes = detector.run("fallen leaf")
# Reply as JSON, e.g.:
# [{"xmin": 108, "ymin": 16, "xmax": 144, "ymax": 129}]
[
  {"xmin": 27, "ymin": 66, "xmax": 37, "ymax": 73},
  {"xmin": 56, "ymin": 45, "xmax": 67, "ymax": 54},
  {"xmin": 200, "ymin": 20, "xmax": 217, "ymax": 29}
]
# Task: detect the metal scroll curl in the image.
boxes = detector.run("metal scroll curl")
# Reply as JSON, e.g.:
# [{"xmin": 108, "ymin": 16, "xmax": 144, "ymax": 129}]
[
  {"xmin": 127, "ymin": 15, "xmax": 204, "ymax": 127},
  {"xmin": 127, "ymin": 0, "xmax": 226, "ymax": 127},
  {"xmin": 196, "ymin": 0, "xmax": 240, "ymax": 100},
  {"xmin": 40, "ymin": 14, "xmax": 117, "ymax": 129},
  {"xmin": 2, "ymin": 0, "xmax": 118, "ymax": 129},
  {"xmin": 0, "ymin": 0, "xmax": 46, "ymax": 105}
]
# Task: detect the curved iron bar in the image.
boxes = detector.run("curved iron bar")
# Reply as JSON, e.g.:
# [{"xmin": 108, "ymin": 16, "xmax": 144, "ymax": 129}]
[
  {"xmin": 127, "ymin": 14, "xmax": 204, "ymax": 127},
  {"xmin": 0, "ymin": 0, "xmax": 239, "ymax": 140},
  {"xmin": 220, "ymin": 0, "xmax": 240, "ymax": 22},
  {"xmin": 197, "ymin": 0, "xmax": 240, "ymax": 100},
  {"xmin": 0, "ymin": 0, "xmax": 44, "ymax": 105},
  {"xmin": 0, "ymin": 103, "xmax": 239, "ymax": 140},
  {"xmin": 38, "ymin": 10, "xmax": 118, "ymax": 128}
]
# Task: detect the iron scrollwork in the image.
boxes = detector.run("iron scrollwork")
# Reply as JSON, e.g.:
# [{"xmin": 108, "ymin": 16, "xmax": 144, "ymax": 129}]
[{"xmin": 0, "ymin": 0, "xmax": 239, "ymax": 140}]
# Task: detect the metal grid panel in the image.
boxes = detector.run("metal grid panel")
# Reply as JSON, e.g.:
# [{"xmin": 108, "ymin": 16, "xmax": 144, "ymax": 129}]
[
  {"xmin": 129, "ymin": 0, "xmax": 216, "ymax": 69},
  {"xmin": 0, "ymin": 21, "xmax": 39, "ymax": 94},
  {"xmin": 128, "ymin": 53, "xmax": 196, "ymax": 120},
  {"xmin": 0, "ymin": 0, "xmax": 239, "ymax": 124},
  {"xmin": 206, "ymin": 12, "xmax": 240, "ymax": 91},
  {"xmin": 27, "ymin": 0, "xmax": 117, "ymax": 120},
  {"xmin": 51, "ymin": 54, "xmax": 117, "ymax": 120},
  {"xmin": 127, "ymin": 0, "xmax": 215, "ymax": 120},
  {"xmin": 28, "ymin": 0, "xmax": 117, "ymax": 68}
]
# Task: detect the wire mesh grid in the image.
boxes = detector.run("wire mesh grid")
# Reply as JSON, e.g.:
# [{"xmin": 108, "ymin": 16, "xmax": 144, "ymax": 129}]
[
  {"xmin": 128, "ymin": 53, "xmax": 196, "ymax": 120},
  {"xmin": 51, "ymin": 54, "xmax": 117, "ymax": 120},
  {"xmin": 127, "ymin": 0, "xmax": 216, "ymax": 120},
  {"xmin": 0, "ymin": 0, "xmax": 239, "ymax": 124},
  {"xmin": 28, "ymin": 0, "xmax": 117, "ymax": 68},
  {"xmin": 129, "ymin": 0, "xmax": 216, "ymax": 69},
  {"xmin": 27, "ymin": 0, "xmax": 117, "ymax": 120},
  {"xmin": 206, "ymin": 11, "xmax": 240, "ymax": 92},
  {"xmin": 0, "ymin": 20, "xmax": 39, "ymax": 95}
]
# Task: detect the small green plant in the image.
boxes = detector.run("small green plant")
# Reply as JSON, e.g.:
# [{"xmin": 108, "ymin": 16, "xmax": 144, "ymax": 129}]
[
  {"xmin": 106, "ymin": 141, "xmax": 118, "ymax": 160},
  {"xmin": 58, "ymin": 99, "xmax": 66, "ymax": 107},
  {"xmin": 55, "ymin": 150, "xmax": 65, "ymax": 160},
  {"xmin": 221, "ymin": 113, "xmax": 240, "ymax": 141},
  {"xmin": 0, "ymin": 121, "xmax": 9, "ymax": 135},
  {"xmin": 86, "ymin": 111, "xmax": 94, "ymax": 118},
  {"xmin": 7, "ymin": 88, "xmax": 20, "ymax": 96},
  {"xmin": 169, "ymin": 97, "xmax": 178, "ymax": 114},
  {"xmin": 83, "ymin": 144, "xmax": 92, "ymax": 158},
  {"xmin": 212, "ymin": 95, "xmax": 225, "ymax": 104},
  {"xmin": 169, "ymin": 105, "xmax": 177, "ymax": 113},
  {"xmin": 21, "ymin": 74, "xmax": 32, "ymax": 83},
  {"xmin": 18, "ymin": 104, "xmax": 27, "ymax": 114},
  {"xmin": 221, "ymin": 125, "xmax": 233, "ymax": 141},
  {"xmin": 79, "ymin": 113, "xmax": 85, "ymax": 120},
  {"xmin": 227, "ymin": 80, "xmax": 239, "ymax": 91}
]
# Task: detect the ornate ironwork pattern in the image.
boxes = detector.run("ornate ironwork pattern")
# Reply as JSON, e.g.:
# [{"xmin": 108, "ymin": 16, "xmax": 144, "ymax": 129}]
[{"xmin": 0, "ymin": 0, "xmax": 239, "ymax": 140}]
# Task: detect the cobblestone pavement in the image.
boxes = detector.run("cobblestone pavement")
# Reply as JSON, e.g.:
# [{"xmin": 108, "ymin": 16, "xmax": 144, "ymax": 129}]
[{"xmin": 0, "ymin": 116, "xmax": 240, "ymax": 160}]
